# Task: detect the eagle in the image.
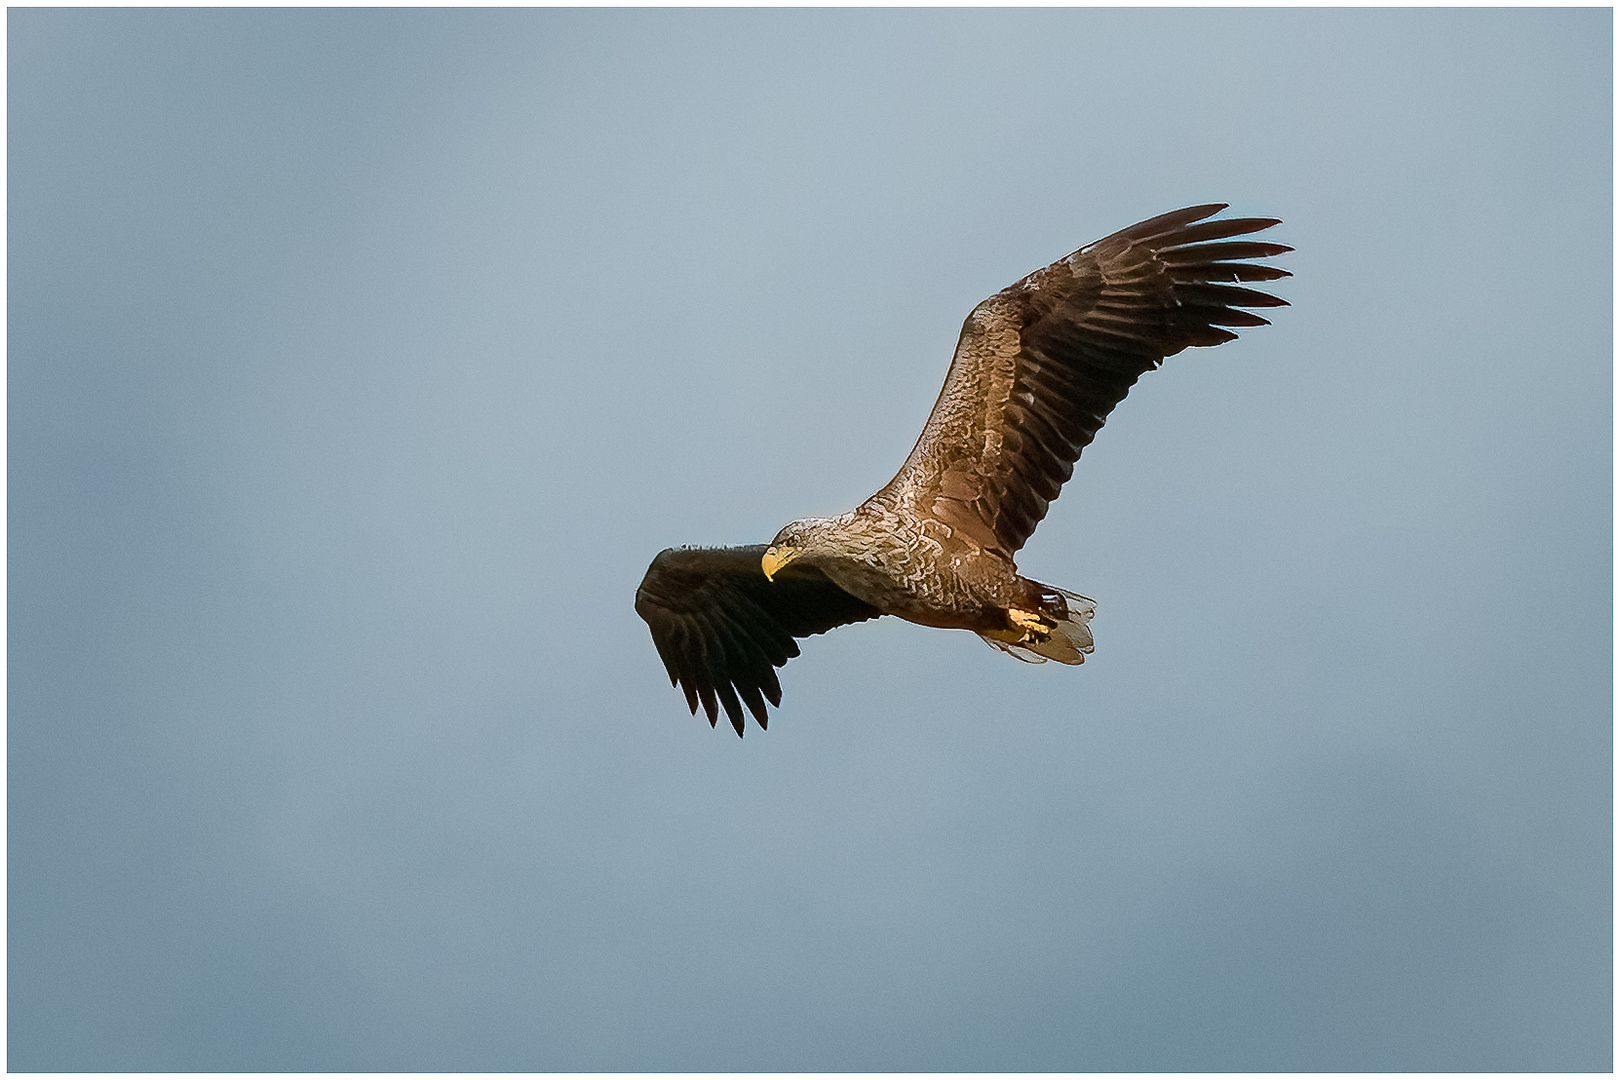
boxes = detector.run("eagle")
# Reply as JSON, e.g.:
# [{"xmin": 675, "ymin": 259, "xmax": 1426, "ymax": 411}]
[{"xmin": 636, "ymin": 204, "xmax": 1289, "ymax": 735}]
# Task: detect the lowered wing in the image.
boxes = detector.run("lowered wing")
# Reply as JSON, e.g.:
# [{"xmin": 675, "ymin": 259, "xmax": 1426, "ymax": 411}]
[{"xmin": 635, "ymin": 544, "xmax": 883, "ymax": 735}]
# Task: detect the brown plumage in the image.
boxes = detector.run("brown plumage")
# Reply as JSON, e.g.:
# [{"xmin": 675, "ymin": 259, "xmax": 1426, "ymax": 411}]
[{"xmin": 636, "ymin": 204, "xmax": 1290, "ymax": 735}]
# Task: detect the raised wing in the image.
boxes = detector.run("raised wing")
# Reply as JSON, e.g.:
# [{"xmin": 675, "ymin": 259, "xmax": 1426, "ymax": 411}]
[
  {"xmin": 880, "ymin": 204, "xmax": 1290, "ymax": 556},
  {"xmin": 635, "ymin": 545, "xmax": 883, "ymax": 735}
]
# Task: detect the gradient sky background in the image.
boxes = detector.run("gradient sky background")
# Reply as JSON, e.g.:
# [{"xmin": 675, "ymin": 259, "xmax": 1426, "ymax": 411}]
[{"xmin": 9, "ymin": 7, "xmax": 1611, "ymax": 1071}]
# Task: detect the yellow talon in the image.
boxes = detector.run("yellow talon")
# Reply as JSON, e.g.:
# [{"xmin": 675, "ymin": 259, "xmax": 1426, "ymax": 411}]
[
  {"xmin": 1008, "ymin": 608, "xmax": 1043, "ymax": 630},
  {"xmin": 1005, "ymin": 608, "xmax": 1052, "ymax": 643}
]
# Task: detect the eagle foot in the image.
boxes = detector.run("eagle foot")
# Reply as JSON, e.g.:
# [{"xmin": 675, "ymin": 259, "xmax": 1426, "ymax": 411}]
[{"xmin": 1005, "ymin": 608, "xmax": 1054, "ymax": 644}]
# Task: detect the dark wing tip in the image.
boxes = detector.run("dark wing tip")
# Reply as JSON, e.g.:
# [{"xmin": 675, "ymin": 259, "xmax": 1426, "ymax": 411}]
[{"xmin": 1149, "ymin": 213, "xmax": 1292, "ymax": 340}]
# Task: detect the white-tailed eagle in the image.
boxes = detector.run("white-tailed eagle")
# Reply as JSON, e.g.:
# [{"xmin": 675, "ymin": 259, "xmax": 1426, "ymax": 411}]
[{"xmin": 636, "ymin": 204, "xmax": 1290, "ymax": 734}]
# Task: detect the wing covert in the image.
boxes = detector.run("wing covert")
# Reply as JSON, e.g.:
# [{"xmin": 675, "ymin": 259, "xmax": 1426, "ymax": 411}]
[{"xmin": 634, "ymin": 545, "xmax": 882, "ymax": 735}]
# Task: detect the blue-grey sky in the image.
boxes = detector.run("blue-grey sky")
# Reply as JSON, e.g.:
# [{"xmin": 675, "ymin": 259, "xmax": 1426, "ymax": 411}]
[{"xmin": 9, "ymin": 7, "xmax": 1611, "ymax": 1071}]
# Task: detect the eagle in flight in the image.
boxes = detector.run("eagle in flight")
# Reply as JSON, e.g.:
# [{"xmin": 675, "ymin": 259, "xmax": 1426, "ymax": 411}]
[{"xmin": 636, "ymin": 204, "xmax": 1289, "ymax": 735}]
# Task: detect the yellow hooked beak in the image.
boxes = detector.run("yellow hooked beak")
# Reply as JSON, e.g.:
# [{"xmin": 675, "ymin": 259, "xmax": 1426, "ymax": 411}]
[{"xmin": 761, "ymin": 545, "xmax": 800, "ymax": 582}]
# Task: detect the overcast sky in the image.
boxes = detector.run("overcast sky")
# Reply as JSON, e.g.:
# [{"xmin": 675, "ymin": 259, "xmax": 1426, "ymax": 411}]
[{"xmin": 9, "ymin": 7, "xmax": 1611, "ymax": 1071}]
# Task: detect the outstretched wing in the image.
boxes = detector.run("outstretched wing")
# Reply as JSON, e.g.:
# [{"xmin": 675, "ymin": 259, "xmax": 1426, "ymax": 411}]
[
  {"xmin": 635, "ymin": 545, "xmax": 883, "ymax": 735},
  {"xmin": 880, "ymin": 204, "xmax": 1290, "ymax": 556}
]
